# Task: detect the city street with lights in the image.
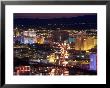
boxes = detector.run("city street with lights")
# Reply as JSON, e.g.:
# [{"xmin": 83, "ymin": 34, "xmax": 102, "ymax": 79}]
[{"xmin": 13, "ymin": 13, "xmax": 97, "ymax": 75}]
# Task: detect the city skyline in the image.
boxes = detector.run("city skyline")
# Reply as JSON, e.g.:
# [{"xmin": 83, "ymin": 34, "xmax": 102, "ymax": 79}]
[{"xmin": 13, "ymin": 13, "xmax": 97, "ymax": 76}]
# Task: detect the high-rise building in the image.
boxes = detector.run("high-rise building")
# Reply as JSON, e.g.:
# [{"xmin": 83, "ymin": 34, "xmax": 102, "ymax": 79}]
[
  {"xmin": 75, "ymin": 34, "xmax": 97, "ymax": 51},
  {"xmin": 89, "ymin": 53, "xmax": 97, "ymax": 71},
  {"xmin": 83, "ymin": 37, "xmax": 97, "ymax": 50},
  {"xmin": 52, "ymin": 30, "xmax": 69, "ymax": 42},
  {"xmin": 23, "ymin": 30, "xmax": 36, "ymax": 37},
  {"xmin": 36, "ymin": 36, "xmax": 44, "ymax": 44}
]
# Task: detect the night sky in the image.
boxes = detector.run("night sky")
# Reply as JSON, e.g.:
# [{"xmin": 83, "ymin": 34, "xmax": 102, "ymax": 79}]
[
  {"xmin": 14, "ymin": 13, "xmax": 96, "ymax": 19},
  {"xmin": 14, "ymin": 13, "xmax": 97, "ymax": 29}
]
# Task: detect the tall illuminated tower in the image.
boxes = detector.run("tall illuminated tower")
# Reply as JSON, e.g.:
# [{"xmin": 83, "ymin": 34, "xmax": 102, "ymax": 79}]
[{"xmin": 89, "ymin": 53, "xmax": 97, "ymax": 71}]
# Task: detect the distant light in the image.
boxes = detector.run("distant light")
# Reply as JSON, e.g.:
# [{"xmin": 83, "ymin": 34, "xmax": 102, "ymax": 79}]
[
  {"xmin": 77, "ymin": 55, "xmax": 79, "ymax": 57},
  {"xmin": 47, "ymin": 56, "xmax": 49, "ymax": 58},
  {"xmin": 62, "ymin": 61, "xmax": 68, "ymax": 65},
  {"xmin": 86, "ymin": 51, "xmax": 89, "ymax": 53},
  {"xmin": 65, "ymin": 56, "xmax": 68, "ymax": 58},
  {"xmin": 81, "ymin": 55, "xmax": 84, "ymax": 58},
  {"xmin": 56, "ymin": 56, "xmax": 59, "ymax": 59},
  {"xmin": 64, "ymin": 42, "xmax": 66, "ymax": 46}
]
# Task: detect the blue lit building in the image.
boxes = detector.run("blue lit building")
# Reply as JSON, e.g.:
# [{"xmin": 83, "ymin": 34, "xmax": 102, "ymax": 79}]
[
  {"xmin": 14, "ymin": 36, "xmax": 22, "ymax": 44},
  {"xmin": 67, "ymin": 37, "xmax": 75, "ymax": 43},
  {"xmin": 20, "ymin": 36, "xmax": 24, "ymax": 44},
  {"xmin": 89, "ymin": 53, "xmax": 97, "ymax": 71}
]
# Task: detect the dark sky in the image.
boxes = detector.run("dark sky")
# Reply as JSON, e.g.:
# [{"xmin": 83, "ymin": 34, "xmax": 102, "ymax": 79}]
[{"xmin": 14, "ymin": 13, "xmax": 96, "ymax": 19}]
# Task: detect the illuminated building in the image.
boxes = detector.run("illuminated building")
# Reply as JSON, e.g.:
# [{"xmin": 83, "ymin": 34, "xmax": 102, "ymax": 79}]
[
  {"xmin": 50, "ymin": 69, "xmax": 55, "ymax": 75},
  {"xmin": 23, "ymin": 31, "xmax": 29, "ymax": 36},
  {"xmin": 36, "ymin": 36, "xmax": 44, "ymax": 44},
  {"xmin": 23, "ymin": 30, "xmax": 36, "ymax": 37},
  {"xmin": 19, "ymin": 35, "xmax": 36, "ymax": 44},
  {"xmin": 23, "ymin": 37, "xmax": 29, "ymax": 44},
  {"xmin": 83, "ymin": 37, "xmax": 97, "ymax": 50},
  {"xmin": 63, "ymin": 70, "xmax": 69, "ymax": 76},
  {"xmin": 23, "ymin": 37, "xmax": 36, "ymax": 44},
  {"xmin": 28, "ymin": 37, "xmax": 36, "ymax": 44},
  {"xmin": 75, "ymin": 37, "xmax": 83, "ymax": 50},
  {"xmin": 16, "ymin": 31, "xmax": 20, "ymax": 37},
  {"xmin": 14, "ymin": 36, "xmax": 23, "ymax": 44},
  {"xmin": 19, "ymin": 30, "xmax": 37, "ymax": 44},
  {"xmin": 62, "ymin": 61, "xmax": 68, "ymax": 66},
  {"xmin": 89, "ymin": 53, "xmax": 97, "ymax": 71},
  {"xmin": 47, "ymin": 53, "xmax": 56, "ymax": 63},
  {"xmin": 67, "ymin": 37, "xmax": 75, "ymax": 43},
  {"xmin": 14, "ymin": 28, "xmax": 20, "ymax": 37},
  {"xmin": 52, "ymin": 30, "xmax": 69, "ymax": 42},
  {"xmin": 64, "ymin": 51, "xmax": 69, "ymax": 59},
  {"xmin": 15, "ymin": 66, "xmax": 31, "ymax": 75},
  {"xmin": 29, "ymin": 31, "xmax": 36, "ymax": 37},
  {"xmin": 20, "ymin": 36, "xmax": 24, "ymax": 44},
  {"xmin": 44, "ymin": 40, "xmax": 49, "ymax": 44},
  {"xmin": 75, "ymin": 34, "xmax": 97, "ymax": 50}
]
